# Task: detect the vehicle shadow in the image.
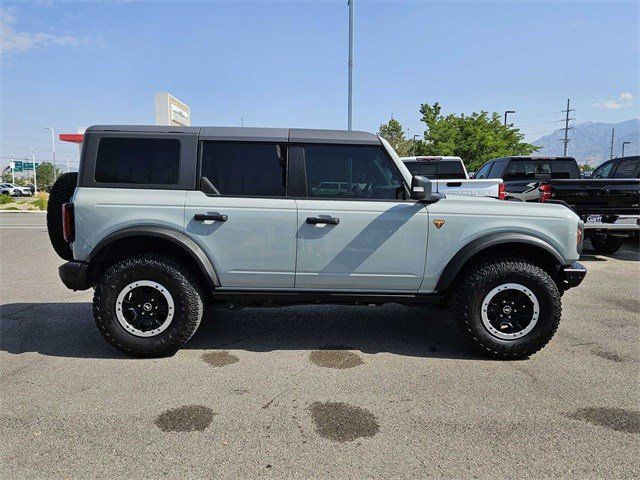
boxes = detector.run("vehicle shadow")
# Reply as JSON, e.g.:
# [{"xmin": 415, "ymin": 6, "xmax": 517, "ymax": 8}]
[{"xmin": 0, "ymin": 301, "xmax": 486, "ymax": 361}]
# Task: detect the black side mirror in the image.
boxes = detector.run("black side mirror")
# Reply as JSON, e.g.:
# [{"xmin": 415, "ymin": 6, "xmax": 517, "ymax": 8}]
[{"xmin": 410, "ymin": 175, "xmax": 432, "ymax": 200}]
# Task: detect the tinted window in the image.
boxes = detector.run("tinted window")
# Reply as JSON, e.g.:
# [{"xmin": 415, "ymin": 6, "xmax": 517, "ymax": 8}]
[
  {"xmin": 201, "ymin": 142, "xmax": 286, "ymax": 196},
  {"xmin": 95, "ymin": 137, "xmax": 180, "ymax": 184},
  {"xmin": 504, "ymin": 160, "xmax": 579, "ymax": 180},
  {"xmin": 438, "ymin": 160, "xmax": 466, "ymax": 179},
  {"xmin": 418, "ymin": 163, "xmax": 438, "ymax": 177},
  {"xmin": 592, "ymin": 161, "xmax": 614, "ymax": 179},
  {"xmin": 305, "ymin": 145, "xmax": 404, "ymax": 200},
  {"xmin": 488, "ymin": 160, "xmax": 506, "ymax": 178},
  {"xmin": 475, "ymin": 162, "xmax": 492, "ymax": 179},
  {"xmin": 613, "ymin": 158, "xmax": 638, "ymax": 178},
  {"xmin": 403, "ymin": 161, "xmax": 419, "ymax": 175}
]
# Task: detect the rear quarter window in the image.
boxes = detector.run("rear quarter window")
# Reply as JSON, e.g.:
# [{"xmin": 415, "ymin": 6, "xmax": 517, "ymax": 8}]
[{"xmin": 95, "ymin": 137, "xmax": 180, "ymax": 184}]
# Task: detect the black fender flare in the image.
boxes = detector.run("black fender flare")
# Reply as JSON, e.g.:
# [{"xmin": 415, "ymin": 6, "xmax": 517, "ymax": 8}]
[
  {"xmin": 435, "ymin": 232, "xmax": 566, "ymax": 292},
  {"xmin": 87, "ymin": 226, "xmax": 220, "ymax": 288}
]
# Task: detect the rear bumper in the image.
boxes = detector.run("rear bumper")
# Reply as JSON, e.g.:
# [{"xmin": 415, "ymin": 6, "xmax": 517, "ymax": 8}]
[
  {"xmin": 560, "ymin": 262, "xmax": 587, "ymax": 290},
  {"xmin": 59, "ymin": 261, "xmax": 91, "ymax": 291}
]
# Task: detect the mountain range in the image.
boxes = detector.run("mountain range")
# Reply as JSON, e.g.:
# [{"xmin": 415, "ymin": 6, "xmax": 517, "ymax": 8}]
[{"xmin": 532, "ymin": 118, "xmax": 639, "ymax": 166}]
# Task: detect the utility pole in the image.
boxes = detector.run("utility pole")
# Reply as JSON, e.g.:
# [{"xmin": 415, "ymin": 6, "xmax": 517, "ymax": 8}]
[
  {"xmin": 9, "ymin": 154, "xmax": 15, "ymax": 183},
  {"xmin": 29, "ymin": 148, "xmax": 38, "ymax": 193},
  {"xmin": 610, "ymin": 128, "xmax": 615, "ymax": 159},
  {"xmin": 622, "ymin": 141, "xmax": 630, "ymax": 157},
  {"xmin": 347, "ymin": 0, "xmax": 354, "ymax": 130},
  {"xmin": 504, "ymin": 110, "xmax": 516, "ymax": 126},
  {"xmin": 65, "ymin": 153, "xmax": 70, "ymax": 173},
  {"xmin": 560, "ymin": 99, "xmax": 574, "ymax": 156},
  {"xmin": 45, "ymin": 127, "xmax": 57, "ymax": 178}
]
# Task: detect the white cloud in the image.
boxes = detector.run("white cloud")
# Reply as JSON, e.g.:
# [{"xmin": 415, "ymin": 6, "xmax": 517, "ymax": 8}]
[
  {"xmin": 594, "ymin": 92, "xmax": 635, "ymax": 110},
  {"xmin": 1, "ymin": 7, "xmax": 87, "ymax": 55}
]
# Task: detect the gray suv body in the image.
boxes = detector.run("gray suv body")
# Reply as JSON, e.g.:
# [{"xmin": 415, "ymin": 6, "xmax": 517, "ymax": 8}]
[{"xmin": 50, "ymin": 125, "xmax": 586, "ymax": 358}]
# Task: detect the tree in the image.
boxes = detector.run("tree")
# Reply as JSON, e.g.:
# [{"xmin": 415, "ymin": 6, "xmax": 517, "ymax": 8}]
[
  {"xmin": 414, "ymin": 102, "xmax": 539, "ymax": 171},
  {"xmin": 378, "ymin": 118, "xmax": 413, "ymax": 156},
  {"xmin": 579, "ymin": 164, "xmax": 594, "ymax": 173},
  {"xmin": 35, "ymin": 162, "xmax": 62, "ymax": 192}
]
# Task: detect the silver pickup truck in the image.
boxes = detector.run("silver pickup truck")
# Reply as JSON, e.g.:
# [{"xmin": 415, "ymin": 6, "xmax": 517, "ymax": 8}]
[{"xmin": 46, "ymin": 125, "xmax": 586, "ymax": 359}]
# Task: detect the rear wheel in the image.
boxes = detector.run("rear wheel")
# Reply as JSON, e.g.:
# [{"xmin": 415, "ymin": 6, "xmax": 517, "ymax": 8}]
[
  {"xmin": 590, "ymin": 234, "xmax": 623, "ymax": 255},
  {"xmin": 46, "ymin": 172, "xmax": 78, "ymax": 260},
  {"xmin": 450, "ymin": 258, "xmax": 561, "ymax": 359},
  {"xmin": 93, "ymin": 254, "xmax": 204, "ymax": 357}
]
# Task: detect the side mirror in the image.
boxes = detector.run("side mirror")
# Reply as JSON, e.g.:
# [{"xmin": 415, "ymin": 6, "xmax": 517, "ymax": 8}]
[{"xmin": 410, "ymin": 175, "xmax": 432, "ymax": 200}]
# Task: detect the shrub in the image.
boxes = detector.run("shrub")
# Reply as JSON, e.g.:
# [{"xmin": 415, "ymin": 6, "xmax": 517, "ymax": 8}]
[
  {"xmin": 31, "ymin": 192, "xmax": 49, "ymax": 210},
  {"xmin": 0, "ymin": 194, "xmax": 12, "ymax": 205}
]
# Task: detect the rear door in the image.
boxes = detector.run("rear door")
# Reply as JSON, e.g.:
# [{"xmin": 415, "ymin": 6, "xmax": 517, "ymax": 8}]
[
  {"xmin": 293, "ymin": 143, "xmax": 428, "ymax": 291},
  {"xmin": 184, "ymin": 141, "xmax": 297, "ymax": 288}
]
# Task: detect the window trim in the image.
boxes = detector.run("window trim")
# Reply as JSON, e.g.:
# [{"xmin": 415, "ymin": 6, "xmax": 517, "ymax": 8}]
[
  {"xmin": 297, "ymin": 142, "xmax": 410, "ymax": 201},
  {"xmin": 94, "ymin": 136, "xmax": 182, "ymax": 186},
  {"xmin": 197, "ymin": 140, "xmax": 290, "ymax": 199}
]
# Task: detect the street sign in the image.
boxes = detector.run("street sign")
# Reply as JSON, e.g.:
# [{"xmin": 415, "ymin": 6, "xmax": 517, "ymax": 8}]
[{"xmin": 9, "ymin": 161, "xmax": 38, "ymax": 173}]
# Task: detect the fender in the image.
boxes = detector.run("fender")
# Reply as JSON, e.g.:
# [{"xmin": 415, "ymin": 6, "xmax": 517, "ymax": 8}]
[
  {"xmin": 87, "ymin": 225, "xmax": 220, "ymax": 287},
  {"xmin": 435, "ymin": 232, "xmax": 565, "ymax": 292}
]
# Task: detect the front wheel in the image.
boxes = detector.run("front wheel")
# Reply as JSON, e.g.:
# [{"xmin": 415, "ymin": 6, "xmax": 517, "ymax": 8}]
[
  {"xmin": 93, "ymin": 254, "xmax": 204, "ymax": 357},
  {"xmin": 450, "ymin": 258, "xmax": 561, "ymax": 359}
]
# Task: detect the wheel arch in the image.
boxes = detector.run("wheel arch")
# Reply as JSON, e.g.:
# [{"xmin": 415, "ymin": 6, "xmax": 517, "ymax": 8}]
[
  {"xmin": 435, "ymin": 233, "xmax": 566, "ymax": 293},
  {"xmin": 86, "ymin": 226, "xmax": 219, "ymax": 290}
]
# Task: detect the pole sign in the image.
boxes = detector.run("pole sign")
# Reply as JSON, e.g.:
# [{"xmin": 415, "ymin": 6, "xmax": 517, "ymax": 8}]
[{"xmin": 10, "ymin": 161, "xmax": 38, "ymax": 173}]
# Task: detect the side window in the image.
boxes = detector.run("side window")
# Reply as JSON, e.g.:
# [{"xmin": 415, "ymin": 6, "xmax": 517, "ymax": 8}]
[
  {"xmin": 438, "ymin": 161, "xmax": 466, "ymax": 179},
  {"xmin": 592, "ymin": 161, "xmax": 614, "ymax": 179},
  {"xmin": 201, "ymin": 142, "xmax": 286, "ymax": 196},
  {"xmin": 488, "ymin": 160, "xmax": 506, "ymax": 178},
  {"xmin": 475, "ymin": 162, "xmax": 493, "ymax": 179},
  {"xmin": 304, "ymin": 145, "xmax": 405, "ymax": 200},
  {"xmin": 613, "ymin": 158, "xmax": 638, "ymax": 178},
  {"xmin": 95, "ymin": 137, "xmax": 180, "ymax": 184}
]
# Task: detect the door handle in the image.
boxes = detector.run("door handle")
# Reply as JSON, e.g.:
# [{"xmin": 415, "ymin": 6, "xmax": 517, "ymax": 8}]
[
  {"xmin": 194, "ymin": 212, "xmax": 228, "ymax": 222},
  {"xmin": 306, "ymin": 216, "xmax": 339, "ymax": 225}
]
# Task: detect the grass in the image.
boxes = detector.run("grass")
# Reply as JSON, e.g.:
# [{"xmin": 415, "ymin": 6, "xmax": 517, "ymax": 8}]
[
  {"xmin": 31, "ymin": 192, "xmax": 49, "ymax": 210},
  {"xmin": 0, "ymin": 191, "xmax": 49, "ymax": 211},
  {"xmin": 0, "ymin": 194, "xmax": 13, "ymax": 205}
]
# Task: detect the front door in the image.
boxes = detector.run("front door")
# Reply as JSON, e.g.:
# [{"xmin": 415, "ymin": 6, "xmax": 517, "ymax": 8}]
[
  {"xmin": 185, "ymin": 141, "xmax": 297, "ymax": 288},
  {"xmin": 294, "ymin": 144, "xmax": 429, "ymax": 291}
]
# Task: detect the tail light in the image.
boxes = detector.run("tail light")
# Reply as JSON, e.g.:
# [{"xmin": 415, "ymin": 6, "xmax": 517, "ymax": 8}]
[
  {"xmin": 539, "ymin": 184, "xmax": 553, "ymax": 203},
  {"xmin": 577, "ymin": 226, "xmax": 583, "ymax": 245},
  {"xmin": 498, "ymin": 182, "xmax": 506, "ymax": 200},
  {"xmin": 62, "ymin": 202, "xmax": 75, "ymax": 242}
]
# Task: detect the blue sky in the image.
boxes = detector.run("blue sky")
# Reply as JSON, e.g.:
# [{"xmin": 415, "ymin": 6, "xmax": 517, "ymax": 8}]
[{"xmin": 1, "ymin": 0, "xmax": 638, "ymax": 168}]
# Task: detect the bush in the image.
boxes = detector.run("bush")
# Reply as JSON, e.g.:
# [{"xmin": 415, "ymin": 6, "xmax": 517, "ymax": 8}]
[
  {"xmin": 0, "ymin": 194, "xmax": 13, "ymax": 205},
  {"xmin": 31, "ymin": 192, "xmax": 49, "ymax": 210}
]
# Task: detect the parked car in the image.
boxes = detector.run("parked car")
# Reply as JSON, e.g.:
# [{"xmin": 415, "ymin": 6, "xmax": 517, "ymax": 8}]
[
  {"xmin": 476, "ymin": 156, "xmax": 640, "ymax": 253},
  {"xmin": 47, "ymin": 125, "xmax": 585, "ymax": 359},
  {"xmin": 0, "ymin": 183, "xmax": 33, "ymax": 196},
  {"xmin": 401, "ymin": 156, "xmax": 504, "ymax": 198}
]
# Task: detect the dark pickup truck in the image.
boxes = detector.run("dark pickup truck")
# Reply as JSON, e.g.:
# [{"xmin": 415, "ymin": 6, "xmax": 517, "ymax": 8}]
[{"xmin": 475, "ymin": 156, "xmax": 640, "ymax": 254}]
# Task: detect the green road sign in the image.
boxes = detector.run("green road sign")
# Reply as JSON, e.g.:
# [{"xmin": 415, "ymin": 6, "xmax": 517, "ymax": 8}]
[{"xmin": 11, "ymin": 161, "xmax": 39, "ymax": 172}]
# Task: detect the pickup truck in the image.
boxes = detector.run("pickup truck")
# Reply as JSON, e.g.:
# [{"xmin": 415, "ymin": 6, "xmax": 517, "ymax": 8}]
[
  {"xmin": 476, "ymin": 156, "xmax": 640, "ymax": 253},
  {"xmin": 401, "ymin": 156, "xmax": 504, "ymax": 199}
]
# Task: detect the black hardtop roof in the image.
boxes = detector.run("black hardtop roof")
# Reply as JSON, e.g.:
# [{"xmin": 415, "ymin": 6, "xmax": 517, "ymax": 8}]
[{"xmin": 85, "ymin": 125, "xmax": 380, "ymax": 145}]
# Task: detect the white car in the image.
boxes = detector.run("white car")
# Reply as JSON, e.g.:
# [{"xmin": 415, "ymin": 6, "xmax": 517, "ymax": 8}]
[
  {"xmin": 400, "ymin": 156, "xmax": 504, "ymax": 198},
  {"xmin": 0, "ymin": 183, "xmax": 33, "ymax": 196}
]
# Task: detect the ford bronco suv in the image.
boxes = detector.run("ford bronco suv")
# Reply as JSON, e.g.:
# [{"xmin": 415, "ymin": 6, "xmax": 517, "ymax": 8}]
[{"xmin": 47, "ymin": 125, "xmax": 586, "ymax": 359}]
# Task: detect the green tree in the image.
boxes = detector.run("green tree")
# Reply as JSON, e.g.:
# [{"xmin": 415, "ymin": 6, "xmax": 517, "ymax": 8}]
[
  {"xmin": 414, "ymin": 102, "xmax": 539, "ymax": 171},
  {"xmin": 35, "ymin": 162, "xmax": 62, "ymax": 192},
  {"xmin": 378, "ymin": 118, "xmax": 413, "ymax": 156},
  {"xmin": 579, "ymin": 164, "xmax": 594, "ymax": 173}
]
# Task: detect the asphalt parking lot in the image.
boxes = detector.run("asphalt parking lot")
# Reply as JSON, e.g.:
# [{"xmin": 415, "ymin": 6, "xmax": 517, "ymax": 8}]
[{"xmin": 1, "ymin": 212, "xmax": 638, "ymax": 479}]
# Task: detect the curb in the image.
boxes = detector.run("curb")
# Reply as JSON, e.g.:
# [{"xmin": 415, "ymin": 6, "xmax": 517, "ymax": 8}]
[{"xmin": 0, "ymin": 210, "xmax": 46, "ymax": 214}]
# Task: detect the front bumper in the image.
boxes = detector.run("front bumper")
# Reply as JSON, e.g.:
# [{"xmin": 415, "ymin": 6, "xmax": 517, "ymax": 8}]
[
  {"xmin": 560, "ymin": 262, "xmax": 587, "ymax": 290},
  {"xmin": 59, "ymin": 261, "xmax": 91, "ymax": 291}
]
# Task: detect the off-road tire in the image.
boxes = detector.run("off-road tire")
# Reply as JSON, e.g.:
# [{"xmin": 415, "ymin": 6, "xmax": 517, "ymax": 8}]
[
  {"xmin": 450, "ymin": 258, "xmax": 561, "ymax": 359},
  {"xmin": 93, "ymin": 254, "xmax": 204, "ymax": 357},
  {"xmin": 46, "ymin": 172, "xmax": 78, "ymax": 261},
  {"xmin": 590, "ymin": 234, "xmax": 623, "ymax": 255}
]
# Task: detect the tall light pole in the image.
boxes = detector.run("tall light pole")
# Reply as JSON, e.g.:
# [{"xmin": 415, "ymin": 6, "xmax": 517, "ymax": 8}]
[
  {"xmin": 9, "ymin": 154, "xmax": 15, "ymax": 183},
  {"xmin": 45, "ymin": 127, "xmax": 57, "ymax": 178},
  {"xmin": 504, "ymin": 110, "xmax": 516, "ymax": 126},
  {"xmin": 609, "ymin": 128, "xmax": 615, "ymax": 159},
  {"xmin": 347, "ymin": 0, "xmax": 354, "ymax": 130},
  {"xmin": 622, "ymin": 141, "xmax": 630, "ymax": 157},
  {"xmin": 65, "ymin": 153, "xmax": 70, "ymax": 173},
  {"xmin": 29, "ymin": 148, "xmax": 38, "ymax": 193}
]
